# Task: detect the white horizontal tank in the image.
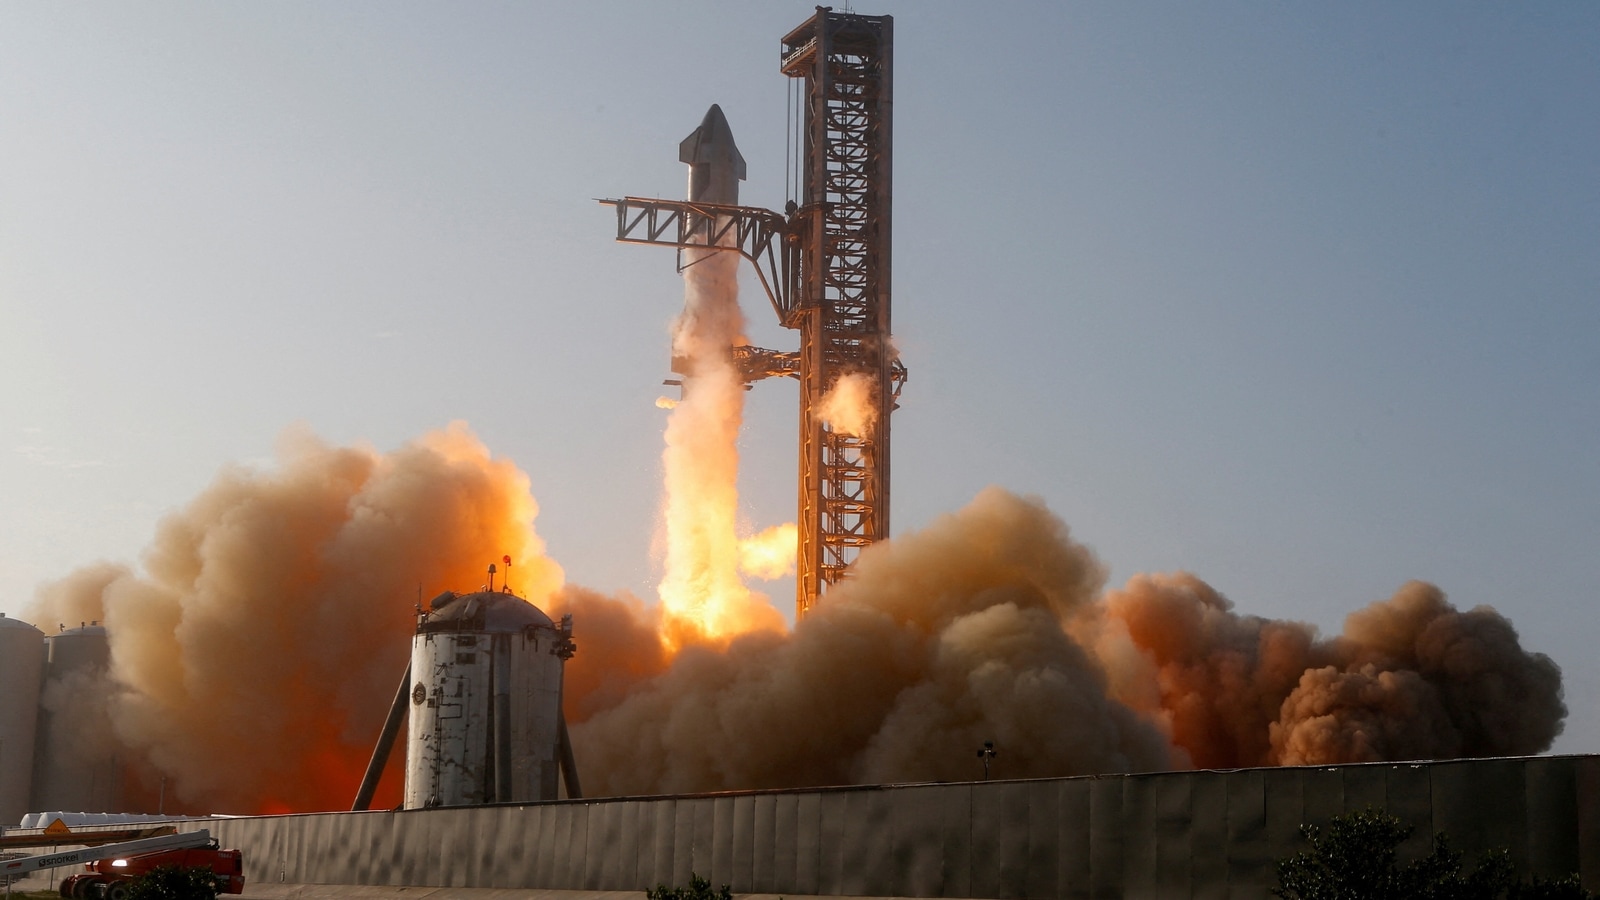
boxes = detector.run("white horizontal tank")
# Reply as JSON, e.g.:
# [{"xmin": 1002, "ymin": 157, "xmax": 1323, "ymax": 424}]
[
  {"xmin": 404, "ymin": 590, "xmax": 572, "ymax": 809},
  {"xmin": 0, "ymin": 614, "xmax": 45, "ymax": 826}
]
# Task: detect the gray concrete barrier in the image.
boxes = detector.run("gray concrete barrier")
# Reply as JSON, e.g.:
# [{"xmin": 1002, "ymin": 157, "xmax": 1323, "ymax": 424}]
[{"xmin": 190, "ymin": 755, "xmax": 1600, "ymax": 900}]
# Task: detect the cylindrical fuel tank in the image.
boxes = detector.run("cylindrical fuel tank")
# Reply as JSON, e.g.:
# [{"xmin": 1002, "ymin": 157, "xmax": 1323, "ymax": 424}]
[
  {"xmin": 0, "ymin": 614, "xmax": 45, "ymax": 826},
  {"xmin": 31, "ymin": 623, "xmax": 122, "ymax": 814},
  {"xmin": 43, "ymin": 623, "xmax": 110, "ymax": 676},
  {"xmin": 404, "ymin": 591, "xmax": 572, "ymax": 809}
]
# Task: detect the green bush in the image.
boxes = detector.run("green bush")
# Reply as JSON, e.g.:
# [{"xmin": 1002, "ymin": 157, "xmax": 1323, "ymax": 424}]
[
  {"xmin": 124, "ymin": 865, "xmax": 222, "ymax": 900},
  {"xmin": 645, "ymin": 873, "xmax": 732, "ymax": 900},
  {"xmin": 1273, "ymin": 808, "xmax": 1594, "ymax": 900}
]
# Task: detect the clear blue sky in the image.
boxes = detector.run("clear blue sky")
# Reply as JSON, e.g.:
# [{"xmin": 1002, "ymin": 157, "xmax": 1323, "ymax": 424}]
[{"xmin": 3, "ymin": 3, "xmax": 1596, "ymax": 750}]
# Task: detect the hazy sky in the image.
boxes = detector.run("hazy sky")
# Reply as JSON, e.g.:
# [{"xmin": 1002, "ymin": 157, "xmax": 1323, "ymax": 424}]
[{"xmin": 3, "ymin": 3, "xmax": 1597, "ymax": 751}]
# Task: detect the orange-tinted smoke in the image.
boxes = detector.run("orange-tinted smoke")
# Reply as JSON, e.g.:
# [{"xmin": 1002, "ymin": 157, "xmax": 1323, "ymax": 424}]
[
  {"xmin": 545, "ymin": 585, "xmax": 671, "ymax": 724},
  {"xmin": 1096, "ymin": 573, "xmax": 1565, "ymax": 768},
  {"xmin": 23, "ymin": 435, "xmax": 1567, "ymax": 811},
  {"xmin": 24, "ymin": 423, "xmax": 561, "ymax": 814},
  {"xmin": 571, "ymin": 487, "xmax": 1566, "ymax": 796},
  {"xmin": 1089, "ymin": 572, "xmax": 1331, "ymax": 768},
  {"xmin": 1272, "ymin": 580, "xmax": 1565, "ymax": 763},
  {"xmin": 571, "ymin": 488, "xmax": 1175, "ymax": 796}
]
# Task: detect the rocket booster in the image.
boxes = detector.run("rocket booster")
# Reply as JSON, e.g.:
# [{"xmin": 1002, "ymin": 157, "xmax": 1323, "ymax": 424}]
[{"xmin": 680, "ymin": 104, "xmax": 746, "ymax": 205}]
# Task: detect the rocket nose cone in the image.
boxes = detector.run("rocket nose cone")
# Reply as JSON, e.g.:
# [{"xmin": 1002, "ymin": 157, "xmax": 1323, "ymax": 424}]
[
  {"xmin": 699, "ymin": 104, "xmax": 731, "ymax": 137},
  {"xmin": 680, "ymin": 104, "xmax": 747, "ymax": 180}
]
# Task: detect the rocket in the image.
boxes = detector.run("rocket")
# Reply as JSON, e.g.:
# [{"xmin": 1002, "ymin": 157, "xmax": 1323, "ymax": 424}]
[
  {"xmin": 680, "ymin": 104, "xmax": 746, "ymax": 205},
  {"xmin": 666, "ymin": 105, "xmax": 747, "ymax": 387}
]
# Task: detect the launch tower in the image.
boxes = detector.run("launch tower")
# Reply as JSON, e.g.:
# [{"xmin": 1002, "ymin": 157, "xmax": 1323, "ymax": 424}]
[{"xmin": 604, "ymin": 7, "xmax": 900, "ymax": 617}]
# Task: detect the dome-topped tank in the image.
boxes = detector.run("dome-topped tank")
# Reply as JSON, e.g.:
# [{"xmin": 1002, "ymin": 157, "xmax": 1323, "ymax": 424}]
[
  {"xmin": 0, "ymin": 614, "xmax": 44, "ymax": 825},
  {"xmin": 404, "ymin": 590, "xmax": 573, "ymax": 809},
  {"xmin": 418, "ymin": 589, "xmax": 554, "ymax": 634}
]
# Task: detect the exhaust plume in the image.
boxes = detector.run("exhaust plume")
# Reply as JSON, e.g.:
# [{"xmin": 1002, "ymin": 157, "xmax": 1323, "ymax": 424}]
[
  {"xmin": 738, "ymin": 523, "xmax": 797, "ymax": 581},
  {"xmin": 654, "ymin": 234, "xmax": 784, "ymax": 647},
  {"xmin": 24, "ymin": 423, "xmax": 560, "ymax": 814}
]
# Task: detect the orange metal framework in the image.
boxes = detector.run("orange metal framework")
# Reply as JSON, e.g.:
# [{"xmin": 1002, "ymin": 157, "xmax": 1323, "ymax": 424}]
[
  {"xmin": 601, "ymin": 8, "xmax": 899, "ymax": 619},
  {"xmin": 782, "ymin": 8, "xmax": 896, "ymax": 617}
]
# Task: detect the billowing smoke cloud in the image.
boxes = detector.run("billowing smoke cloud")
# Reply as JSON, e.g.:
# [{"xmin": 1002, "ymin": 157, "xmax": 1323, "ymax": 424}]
[
  {"xmin": 23, "ymin": 433, "xmax": 1565, "ymax": 810},
  {"xmin": 1087, "ymin": 572, "xmax": 1332, "ymax": 768},
  {"xmin": 545, "ymin": 586, "xmax": 669, "ymax": 723},
  {"xmin": 569, "ymin": 489, "xmax": 1566, "ymax": 796},
  {"xmin": 1273, "ymin": 581, "xmax": 1565, "ymax": 764},
  {"xmin": 571, "ymin": 488, "xmax": 1174, "ymax": 795},
  {"xmin": 25, "ymin": 423, "xmax": 562, "ymax": 814},
  {"xmin": 1092, "ymin": 573, "xmax": 1565, "ymax": 769}
]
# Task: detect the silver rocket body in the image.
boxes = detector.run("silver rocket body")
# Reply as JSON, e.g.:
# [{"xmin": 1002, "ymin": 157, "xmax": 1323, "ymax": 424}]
[
  {"xmin": 664, "ymin": 104, "xmax": 748, "ymax": 387},
  {"xmin": 680, "ymin": 104, "xmax": 745, "ymax": 205}
]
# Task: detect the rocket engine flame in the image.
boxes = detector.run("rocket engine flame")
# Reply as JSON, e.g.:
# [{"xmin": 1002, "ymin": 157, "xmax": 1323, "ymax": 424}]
[
  {"xmin": 739, "ymin": 523, "xmax": 797, "ymax": 581},
  {"xmin": 651, "ymin": 104, "xmax": 785, "ymax": 648},
  {"xmin": 653, "ymin": 243, "xmax": 784, "ymax": 648}
]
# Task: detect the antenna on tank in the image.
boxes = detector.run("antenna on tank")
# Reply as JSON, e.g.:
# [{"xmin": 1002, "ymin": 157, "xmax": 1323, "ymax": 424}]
[
  {"xmin": 502, "ymin": 555, "xmax": 513, "ymax": 594},
  {"xmin": 487, "ymin": 563, "xmax": 498, "ymax": 593}
]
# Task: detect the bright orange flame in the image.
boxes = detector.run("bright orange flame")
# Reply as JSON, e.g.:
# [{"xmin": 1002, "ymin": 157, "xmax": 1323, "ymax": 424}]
[
  {"xmin": 655, "ymin": 242, "xmax": 785, "ymax": 648},
  {"xmin": 739, "ymin": 523, "xmax": 797, "ymax": 581}
]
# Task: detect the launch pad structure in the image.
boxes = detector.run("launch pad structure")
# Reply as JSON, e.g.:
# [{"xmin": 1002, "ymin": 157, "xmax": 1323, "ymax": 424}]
[{"xmin": 603, "ymin": 7, "xmax": 901, "ymax": 618}]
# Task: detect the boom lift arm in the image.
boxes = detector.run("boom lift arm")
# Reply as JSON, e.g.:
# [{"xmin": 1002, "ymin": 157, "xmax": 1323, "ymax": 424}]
[{"xmin": 1, "ymin": 830, "xmax": 215, "ymax": 881}]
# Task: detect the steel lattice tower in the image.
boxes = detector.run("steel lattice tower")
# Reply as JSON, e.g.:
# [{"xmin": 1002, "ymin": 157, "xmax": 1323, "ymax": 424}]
[
  {"xmin": 782, "ymin": 9, "xmax": 895, "ymax": 616},
  {"xmin": 602, "ymin": 7, "xmax": 900, "ymax": 620}
]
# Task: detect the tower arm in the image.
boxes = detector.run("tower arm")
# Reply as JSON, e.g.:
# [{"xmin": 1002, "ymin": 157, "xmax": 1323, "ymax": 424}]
[
  {"xmin": 600, "ymin": 197, "xmax": 799, "ymax": 326},
  {"xmin": 668, "ymin": 345, "xmax": 799, "ymax": 389},
  {"xmin": 889, "ymin": 357, "xmax": 908, "ymax": 407},
  {"xmin": 733, "ymin": 345, "xmax": 801, "ymax": 383}
]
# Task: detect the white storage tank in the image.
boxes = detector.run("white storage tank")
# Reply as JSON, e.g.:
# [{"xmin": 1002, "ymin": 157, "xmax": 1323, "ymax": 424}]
[
  {"xmin": 0, "ymin": 613, "xmax": 45, "ymax": 826},
  {"xmin": 30, "ymin": 623, "xmax": 122, "ymax": 814},
  {"xmin": 41, "ymin": 622, "xmax": 110, "ymax": 675},
  {"xmin": 404, "ymin": 590, "xmax": 573, "ymax": 808}
]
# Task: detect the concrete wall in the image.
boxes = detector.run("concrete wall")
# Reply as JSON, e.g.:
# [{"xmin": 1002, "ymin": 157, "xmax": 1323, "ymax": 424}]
[{"xmin": 190, "ymin": 755, "xmax": 1600, "ymax": 900}]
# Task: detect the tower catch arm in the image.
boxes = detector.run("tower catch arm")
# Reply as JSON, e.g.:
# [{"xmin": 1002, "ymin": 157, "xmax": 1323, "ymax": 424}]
[{"xmin": 600, "ymin": 197, "xmax": 801, "ymax": 326}]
